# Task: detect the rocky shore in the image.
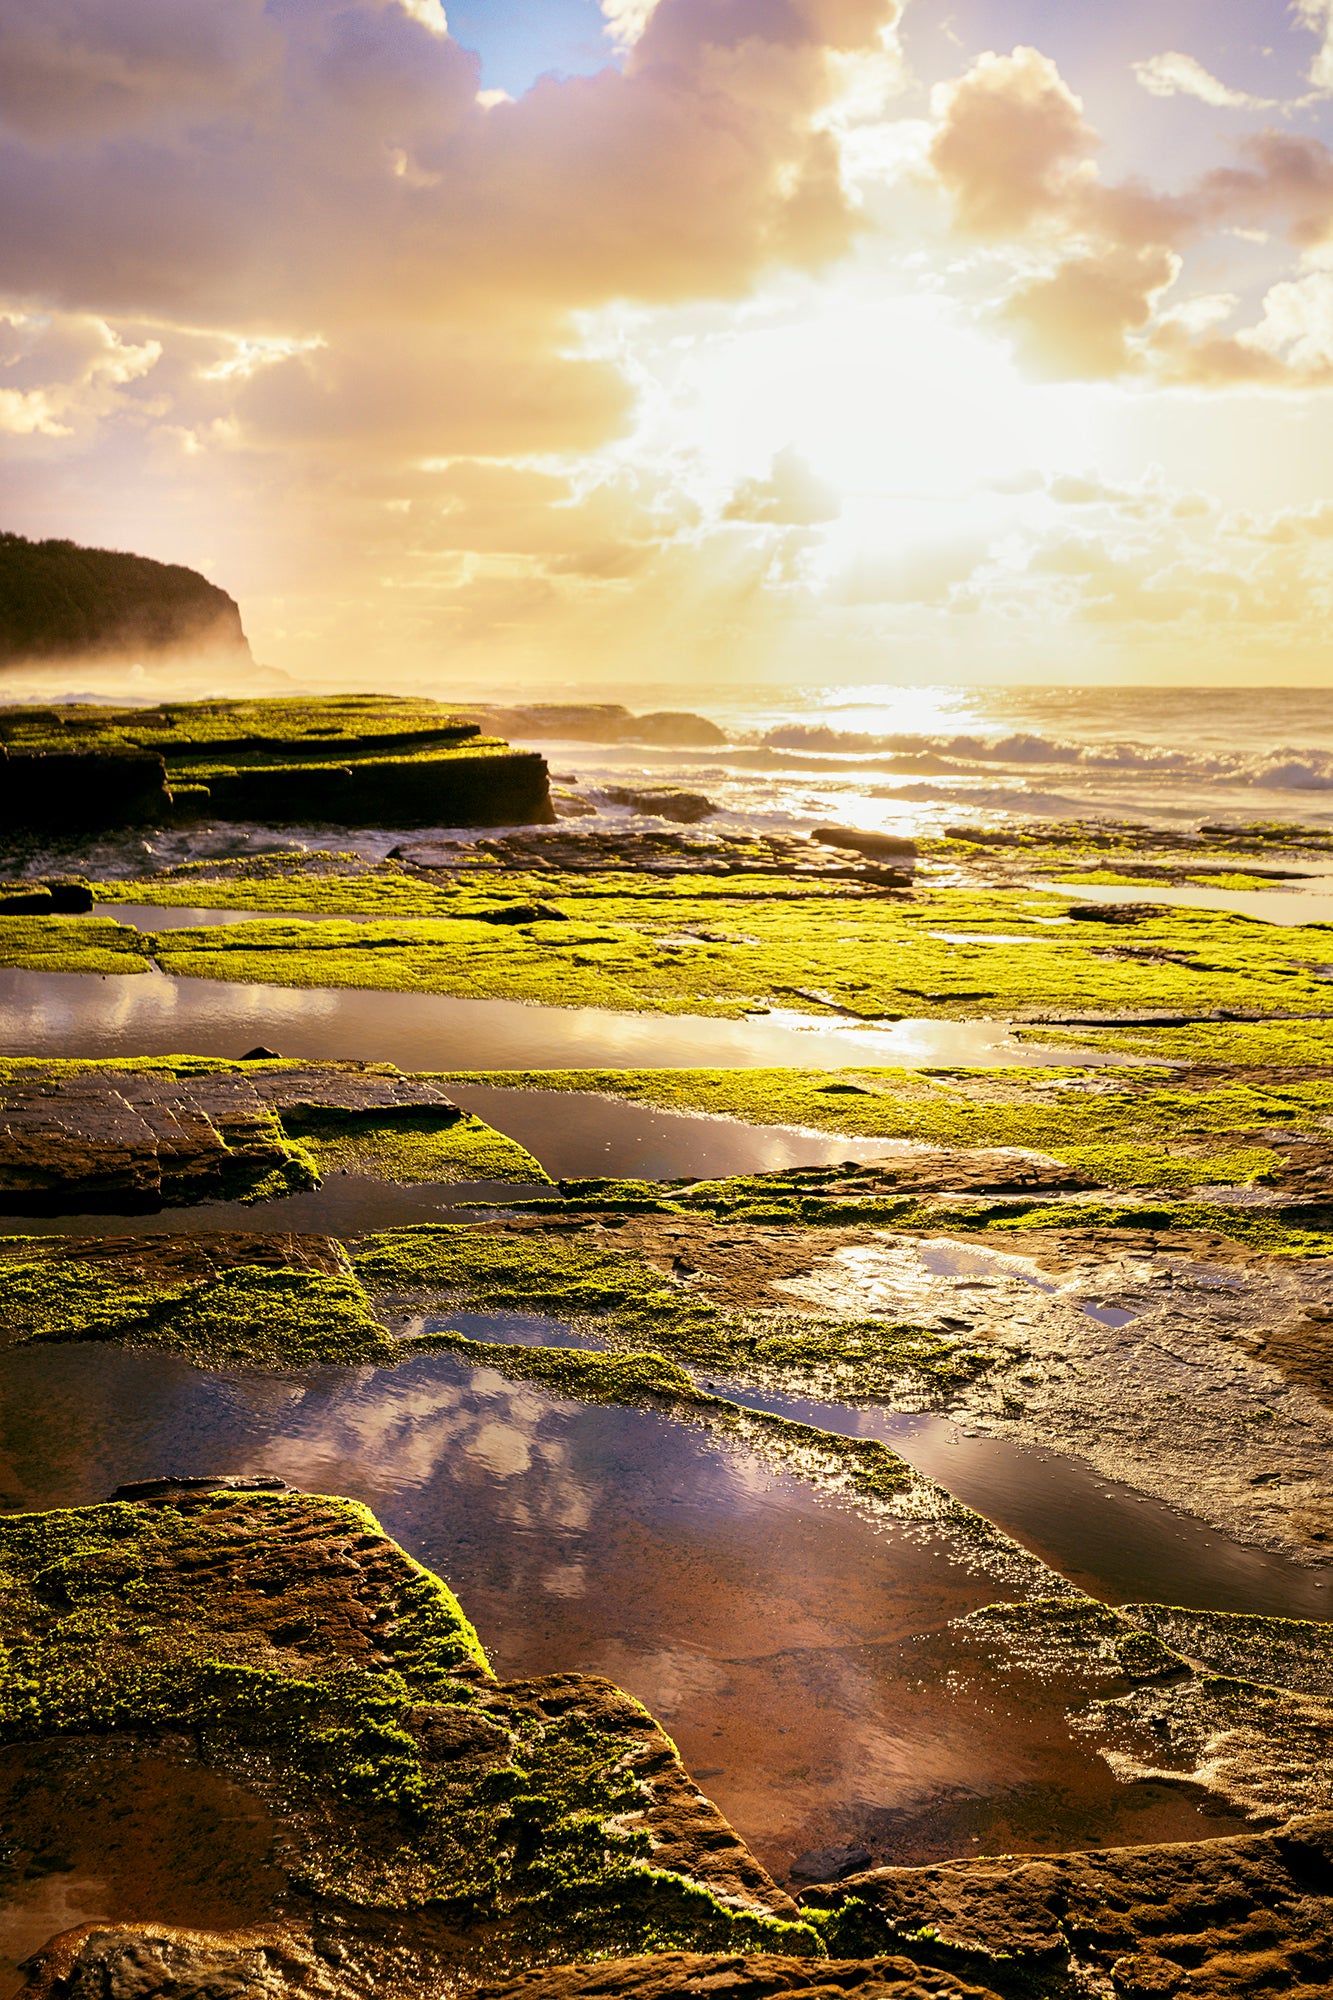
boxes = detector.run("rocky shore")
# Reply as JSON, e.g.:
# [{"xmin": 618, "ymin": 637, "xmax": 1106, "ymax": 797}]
[{"xmin": 3, "ymin": 761, "xmax": 1333, "ymax": 1999}]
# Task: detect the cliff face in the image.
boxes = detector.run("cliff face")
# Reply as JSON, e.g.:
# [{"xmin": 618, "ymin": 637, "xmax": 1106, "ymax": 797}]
[{"xmin": 0, "ymin": 533, "xmax": 251, "ymax": 665}]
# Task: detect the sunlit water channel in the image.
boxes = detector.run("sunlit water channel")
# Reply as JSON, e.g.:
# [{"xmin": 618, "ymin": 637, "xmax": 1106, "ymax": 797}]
[{"xmin": 0, "ymin": 960, "xmax": 1124, "ymax": 1070}]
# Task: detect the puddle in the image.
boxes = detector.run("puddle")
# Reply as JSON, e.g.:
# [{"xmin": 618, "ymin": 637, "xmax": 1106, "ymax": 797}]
[
  {"xmin": 382, "ymin": 1311, "xmax": 1332, "ymax": 1624},
  {"xmin": 445, "ymin": 1083, "xmax": 914, "ymax": 1180},
  {"xmin": 0, "ymin": 1343, "xmax": 1245, "ymax": 1882},
  {"xmin": 0, "ymin": 1091, "xmax": 920, "ymax": 1235},
  {"xmin": 0, "ymin": 1746, "xmax": 281, "ymax": 1999},
  {"xmin": 1082, "ymin": 1302, "xmax": 1138, "ymax": 1328},
  {"xmin": 1032, "ymin": 875, "xmax": 1333, "ymax": 927},
  {"xmin": 704, "ymin": 1386, "xmax": 1332, "ymax": 1622},
  {"xmin": 914, "ymin": 1240, "xmax": 1059, "ymax": 1290},
  {"xmin": 0, "ymin": 1177, "xmax": 544, "ymax": 1238},
  {"xmin": 927, "ymin": 933, "xmax": 1043, "ymax": 946},
  {"xmin": 0, "ymin": 966, "xmax": 1130, "ymax": 1072},
  {"xmin": 404, "ymin": 1310, "xmax": 606, "ymax": 1351}
]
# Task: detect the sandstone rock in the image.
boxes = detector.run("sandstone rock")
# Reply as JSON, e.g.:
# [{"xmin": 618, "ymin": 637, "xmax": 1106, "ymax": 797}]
[
  {"xmin": 0, "ymin": 697, "xmax": 555, "ymax": 832},
  {"xmin": 801, "ymin": 1817, "xmax": 1333, "ymax": 1998},
  {"xmin": 391, "ymin": 828, "xmax": 903, "ymax": 885},
  {"xmin": 600, "ymin": 787, "xmax": 718, "ymax": 825},
  {"xmin": 1, "ymin": 1490, "xmax": 807, "ymax": 1998},
  {"xmin": 0, "ymin": 1230, "xmax": 353, "ymax": 1285},
  {"xmin": 474, "ymin": 1954, "xmax": 1008, "ymax": 2000},
  {"xmin": 0, "ymin": 1066, "xmax": 460, "ymax": 1211}
]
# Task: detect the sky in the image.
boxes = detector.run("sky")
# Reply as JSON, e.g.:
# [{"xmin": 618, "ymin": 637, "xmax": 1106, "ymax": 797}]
[{"xmin": 6, "ymin": 0, "xmax": 1333, "ymax": 689}]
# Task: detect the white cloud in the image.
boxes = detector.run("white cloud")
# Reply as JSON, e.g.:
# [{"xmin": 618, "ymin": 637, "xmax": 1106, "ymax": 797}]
[
  {"xmin": 723, "ymin": 447, "xmax": 840, "ymax": 526},
  {"xmin": 395, "ymin": 0, "xmax": 448, "ymax": 36},
  {"xmin": 601, "ymin": 0, "xmax": 658, "ymax": 50},
  {"xmin": 1295, "ymin": 0, "xmax": 1333, "ymax": 93},
  {"xmin": 1133, "ymin": 51, "xmax": 1274, "ymax": 110}
]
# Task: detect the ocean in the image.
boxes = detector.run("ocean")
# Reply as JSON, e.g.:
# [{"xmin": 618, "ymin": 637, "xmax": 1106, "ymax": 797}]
[{"xmin": 510, "ymin": 683, "xmax": 1333, "ymax": 838}]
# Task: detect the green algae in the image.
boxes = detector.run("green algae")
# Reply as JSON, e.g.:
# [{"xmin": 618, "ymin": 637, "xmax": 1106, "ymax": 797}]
[
  {"xmin": 0, "ymin": 695, "xmax": 485, "ymax": 758},
  {"xmin": 29, "ymin": 874, "xmax": 1333, "ymax": 1025},
  {"xmin": 406, "ymin": 1331, "xmax": 712, "ymax": 1409},
  {"xmin": 1030, "ymin": 1017, "xmax": 1333, "ymax": 1067},
  {"xmin": 0, "ymin": 1491, "xmax": 817, "ymax": 1958},
  {"xmin": 358, "ymin": 1225, "xmax": 996, "ymax": 1399},
  {"xmin": 280, "ymin": 1107, "xmax": 549, "ymax": 1187},
  {"xmin": 467, "ymin": 1166, "xmax": 1333, "ymax": 1253},
  {"xmin": 0, "ymin": 1252, "xmax": 396, "ymax": 1366},
  {"xmin": 1122, "ymin": 1603, "xmax": 1333, "ymax": 1698},
  {"xmin": 0, "ymin": 914, "xmax": 151, "ymax": 975},
  {"xmin": 921, "ymin": 1196, "xmax": 1333, "ymax": 1256}
]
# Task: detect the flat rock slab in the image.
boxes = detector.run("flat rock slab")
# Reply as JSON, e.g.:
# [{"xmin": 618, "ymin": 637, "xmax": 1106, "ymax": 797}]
[
  {"xmin": 802, "ymin": 1815, "xmax": 1333, "ymax": 1998},
  {"xmin": 392, "ymin": 829, "xmax": 909, "ymax": 886},
  {"xmin": 0, "ymin": 1230, "xmax": 352, "ymax": 1283},
  {"xmin": 19, "ymin": 1940, "xmax": 1013, "ymax": 2000},
  {"xmin": 0, "ymin": 1066, "xmax": 459, "ymax": 1210}
]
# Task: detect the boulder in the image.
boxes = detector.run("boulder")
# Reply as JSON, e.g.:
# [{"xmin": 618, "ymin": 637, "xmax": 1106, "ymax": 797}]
[
  {"xmin": 3, "ymin": 1490, "xmax": 808, "ymax": 2000},
  {"xmin": 811, "ymin": 827, "xmax": 917, "ymax": 861},
  {"xmin": 601, "ymin": 786, "xmax": 718, "ymax": 824}
]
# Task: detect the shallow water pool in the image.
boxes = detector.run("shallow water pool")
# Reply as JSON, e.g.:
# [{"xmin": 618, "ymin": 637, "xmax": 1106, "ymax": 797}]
[
  {"xmin": 0, "ymin": 964, "xmax": 1129, "ymax": 1071},
  {"xmin": 0, "ymin": 1340, "xmax": 1244, "ymax": 1883}
]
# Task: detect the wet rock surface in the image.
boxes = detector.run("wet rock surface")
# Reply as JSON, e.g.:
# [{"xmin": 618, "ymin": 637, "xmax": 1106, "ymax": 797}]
[
  {"xmin": 0, "ymin": 1489, "xmax": 808, "ymax": 2000},
  {"xmin": 475, "ymin": 1955, "xmax": 1008, "ymax": 2000},
  {"xmin": 803, "ymin": 1816, "xmax": 1333, "ymax": 1998},
  {"xmin": 0, "ymin": 1230, "xmax": 351, "ymax": 1286},
  {"xmin": 390, "ymin": 829, "xmax": 912, "ymax": 887},
  {"xmin": 0, "ymin": 1066, "xmax": 460, "ymax": 1210}
]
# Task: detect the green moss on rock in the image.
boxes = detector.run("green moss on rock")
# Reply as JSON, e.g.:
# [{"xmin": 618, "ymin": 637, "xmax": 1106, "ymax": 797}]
[{"xmin": 0, "ymin": 1489, "xmax": 816, "ymax": 1970}]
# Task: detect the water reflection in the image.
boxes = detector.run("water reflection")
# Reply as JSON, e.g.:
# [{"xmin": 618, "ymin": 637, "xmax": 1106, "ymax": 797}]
[
  {"xmin": 0, "ymin": 967, "xmax": 1127, "ymax": 1072},
  {"xmin": 0, "ymin": 1343, "xmax": 1241, "ymax": 1877}
]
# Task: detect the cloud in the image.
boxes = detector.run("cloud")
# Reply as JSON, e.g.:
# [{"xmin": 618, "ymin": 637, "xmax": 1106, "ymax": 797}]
[
  {"xmin": 926, "ymin": 46, "xmax": 1333, "ymax": 382},
  {"xmin": 1133, "ymin": 52, "xmax": 1274, "ymax": 111},
  {"xmin": 0, "ymin": 0, "xmax": 892, "ymax": 328},
  {"xmin": 601, "ymin": 0, "xmax": 660, "ymax": 50},
  {"xmin": 1003, "ymin": 243, "xmax": 1179, "ymax": 377},
  {"xmin": 928, "ymin": 46, "xmax": 1096, "ymax": 236},
  {"xmin": 0, "ymin": 308, "xmax": 161, "ymax": 437},
  {"xmin": 723, "ymin": 446, "xmax": 840, "ymax": 524},
  {"xmin": 1296, "ymin": 0, "xmax": 1333, "ymax": 94}
]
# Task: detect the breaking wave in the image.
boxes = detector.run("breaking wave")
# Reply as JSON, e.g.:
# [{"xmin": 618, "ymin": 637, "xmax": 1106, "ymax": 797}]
[{"xmin": 758, "ymin": 725, "xmax": 1333, "ymax": 792}]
